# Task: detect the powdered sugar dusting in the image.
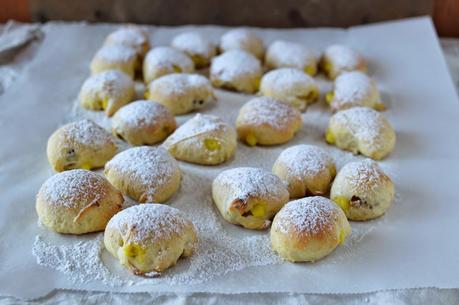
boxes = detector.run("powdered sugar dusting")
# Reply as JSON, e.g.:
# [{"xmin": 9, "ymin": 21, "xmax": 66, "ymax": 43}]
[
  {"xmin": 80, "ymin": 70, "xmax": 134, "ymax": 101},
  {"xmin": 144, "ymin": 47, "xmax": 193, "ymax": 72},
  {"xmin": 113, "ymin": 100, "xmax": 172, "ymax": 128},
  {"xmin": 38, "ymin": 169, "xmax": 108, "ymax": 208},
  {"xmin": 148, "ymin": 73, "xmax": 211, "ymax": 96},
  {"xmin": 261, "ymin": 67, "xmax": 316, "ymax": 89},
  {"xmin": 105, "ymin": 27, "xmax": 148, "ymax": 49},
  {"xmin": 266, "ymin": 40, "xmax": 317, "ymax": 69},
  {"xmin": 172, "ymin": 32, "xmax": 216, "ymax": 57},
  {"xmin": 333, "ymin": 71, "xmax": 376, "ymax": 105},
  {"xmin": 210, "ymin": 50, "xmax": 262, "ymax": 82},
  {"xmin": 94, "ymin": 44, "xmax": 137, "ymax": 62},
  {"xmin": 325, "ymin": 45, "xmax": 362, "ymax": 70},
  {"xmin": 58, "ymin": 119, "xmax": 114, "ymax": 147},
  {"xmin": 339, "ymin": 159, "xmax": 389, "ymax": 193}
]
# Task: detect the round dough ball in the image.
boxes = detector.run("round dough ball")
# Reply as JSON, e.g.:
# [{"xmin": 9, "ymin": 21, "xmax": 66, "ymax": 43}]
[
  {"xmin": 104, "ymin": 146, "xmax": 181, "ymax": 203},
  {"xmin": 272, "ymin": 145, "xmax": 336, "ymax": 198},
  {"xmin": 326, "ymin": 71, "xmax": 384, "ymax": 112},
  {"xmin": 236, "ymin": 96, "xmax": 302, "ymax": 146},
  {"xmin": 90, "ymin": 44, "xmax": 139, "ymax": 78},
  {"xmin": 265, "ymin": 40, "xmax": 318, "ymax": 75},
  {"xmin": 146, "ymin": 73, "xmax": 216, "ymax": 115},
  {"xmin": 36, "ymin": 169, "xmax": 123, "ymax": 234},
  {"xmin": 210, "ymin": 49, "xmax": 262, "ymax": 94},
  {"xmin": 143, "ymin": 46, "xmax": 194, "ymax": 84},
  {"xmin": 325, "ymin": 107, "xmax": 396, "ymax": 160},
  {"xmin": 104, "ymin": 204, "xmax": 197, "ymax": 274},
  {"xmin": 112, "ymin": 100, "xmax": 176, "ymax": 146},
  {"xmin": 163, "ymin": 114, "xmax": 237, "ymax": 165},
  {"xmin": 260, "ymin": 68, "xmax": 319, "ymax": 111},
  {"xmin": 330, "ymin": 159, "xmax": 394, "ymax": 221},
  {"xmin": 79, "ymin": 70, "xmax": 135, "ymax": 117},
  {"xmin": 320, "ymin": 44, "xmax": 367, "ymax": 80},
  {"xmin": 212, "ymin": 167, "xmax": 289, "ymax": 230},
  {"xmin": 171, "ymin": 32, "xmax": 217, "ymax": 68},
  {"xmin": 270, "ymin": 196, "xmax": 350, "ymax": 262},
  {"xmin": 47, "ymin": 119, "xmax": 117, "ymax": 172},
  {"xmin": 104, "ymin": 26, "xmax": 150, "ymax": 59},
  {"xmin": 219, "ymin": 28, "xmax": 265, "ymax": 59}
]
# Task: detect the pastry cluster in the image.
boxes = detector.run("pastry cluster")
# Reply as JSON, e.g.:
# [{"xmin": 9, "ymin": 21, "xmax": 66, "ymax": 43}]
[{"xmin": 37, "ymin": 25, "xmax": 398, "ymax": 275}]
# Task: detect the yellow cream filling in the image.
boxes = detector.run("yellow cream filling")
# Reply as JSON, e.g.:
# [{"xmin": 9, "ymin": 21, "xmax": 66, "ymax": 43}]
[
  {"xmin": 245, "ymin": 133, "xmax": 257, "ymax": 146},
  {"xmin": 325, "ymin": 129, "xmax": 335, "ymax": 144},
  {"xmin": 325, "ymin": 91, "xmax": 334, "ymax": 104},
  {"xmin": 123, "ymin": 243, "xmax": 145, "ymax": 262},
  {"xmin": 333, "ymin": 196, "xmax": 350, "ymax": 214},
  {"xmin": 144, "ymin": 90, "xmax": 150, "ymax": 99},
  {"xmin": 250, "ymin": 203, "xmax": 266, "ymax": 217},
  {"xmin": 338, "ymin": 228, "xmax": 347, "ymax": 244},
  {"xmin": 204, "ymin": 138, "xmax": 221, "ymax": 151},
  {"xmin": 79, "ymin": 163, "xmax": 92, "ymax": 170},
  {"xmin": 172, "ymin": 64, "xmax": 182, "ymax": 73},
  {"xmin": 304, "ymin": 65, "xmax": 316, "ymax": 76}
]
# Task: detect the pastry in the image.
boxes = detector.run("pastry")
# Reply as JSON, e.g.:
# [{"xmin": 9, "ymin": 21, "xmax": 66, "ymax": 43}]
[
  {"xmin": 330, "ymin": 159, "xmax": 395, "ymax": 221},
  {"xmin": 260, "ymin": 68, "xmax": 319, "ymax": 111},
  {"xmin": 146, "ymin": 73, "xmax": 215, "ymax": 115},
  {"xmin": 112, "ymin": 100, "xmax": 176, "ymax": 146},
  {"xmin": 320, "ymin": 44, "xmax": 367, "ymax": 79},
  {"xmin": 104, "ymin": 204, "xmax": 197, "ymax": 274},
  {"xmin": 162, "ymin": 114, "xmax": 237, "ymax": 165},
  {"xmin": 265, "ymin": 40, "xmax": 318, "ymax": 75},
  {"xmin": 104, "ymin": 25, "xmax": 150, "ymax": 60},
  {"xmin": 104, "ymin": 146, "xmax": 181, "ymax": 203},
  {"xmin": 219, "ymin": 28, "xmax": 265, "ymax": 59},
  {"xmin": 36, "ymin": 169, "xmax": 123, "ymax": 234},
  {"xmin": 236, "ymin": 96, "xmax": 302, "ymax": 146},
  {"xmin": 79, "ymin": 70, "xmax": 135, "ymax": 117},
  {"xmin": 212, "ymin": 167, "xmax": 289, "ymax": 229},
  {"xmin": 90, "ymin": 44, "xmax": 138, "ymax": 78},
  {"xmin": 326, "ymin": 71, "xmax": 384, "ymax": 112},
  {"xmin": 325, "ymin": 107, "xmax": 396, "ymax": 160},
  {"xmin": 272, "ymin": 145, "xmax": 336, "ymax": 198},
  {"xmin": 171, "ymin": 32, "xmax": 217, "ymax": 68},
  {"xmin": 270, "ymin": 196, "xmax": 350, "ymax": 262},
  {"xmin": 142, "ymin": 46, "xmax": 194, "ymax": 84},
  {"xmin": 210, "ymin": 49, "xmax": 262, "ymax": 94},
  {"xmin": 47, "ymin": 119, "xmax": 117, "ymax": 172}
]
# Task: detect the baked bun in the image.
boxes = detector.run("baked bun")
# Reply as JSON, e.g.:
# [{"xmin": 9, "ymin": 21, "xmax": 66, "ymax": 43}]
[
  {"xmin": 142, "ymin": 46, "xmax": 194, "ymax": 84},
  {"xmin": 326, "ymin": 71, "xmax": 384, "ymax": 112},
  {"xmin": 265, "ymin": 40, "xmax": 318, "ymax": 75},
  {"xmin": 146, "ymin": 73, "xmax": 216, "ymax": 115},
  {"xmin": 210, "ymin": 50, "xmax": 262, "ymax": 94},
  {"xmin": 212, "ymin": 167, "xmax": 289, "ymax": 230},
  {"xmin": 104, "ymin": 204, "xmax": 197, "ymax": 274},
  {"xmin": 236, "ymin": 96, "xmax": 302, "ymax": 146},
  {"xmin": 219, "ymin": 28, "xmax": 264, "ymax": 59},
  {"xmin": 330, "ymin": 159, "xmax": 394, "ymax": 221},
  {"xmin": 104, "ymin": 146, "xmax": 181, "ymax": 203},
  {"xmin": 90, "ymin": 44, "xmax": 138, "ymax": 78},
  {"xmin": 104, "ymin": 26, "xmax": 150, "ymax": 60},
  {"xmin": 260, "ymin": 68, "xmax": 319, "ymax": 111},
  {"xmin": 36, "ymin": 169, "xmax": 123, "ymax": 234},
  {"xmin": 325, "ymin": 107, "xmax": 396, "ymax": 160},
  {"xmin": 79, "ymin": 70, "xmax": 135, "ymax": 117},
  {"xmin": 171, "ymin": 32, "xmax": 217, "ymax": 68},
  {"xmin": 272, "ymin": 145, "xmax": 336, "ymax": 198},
  {"xmin": 163, "ymin": 114, "xmax": 237, "ymax": 165},
  {"xmin": 47, "ymin": 119, "xmax": 117, "ymax": 172},
  {"xmin": 112, "ymin": 100, "xmax": 176, "ymax": 146},
  {"xmin": 320, "ymin": 45, "xmax": 367, "ymax": 79},
  {"xmin": 270, "ymin": 196, "xmax": 350, "ymax": 262}
]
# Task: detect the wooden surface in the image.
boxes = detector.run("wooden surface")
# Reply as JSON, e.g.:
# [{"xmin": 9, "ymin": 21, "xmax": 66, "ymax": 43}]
[{"xmin": 0, "ymin": 0, "xmax": 458, "ymax": 37}]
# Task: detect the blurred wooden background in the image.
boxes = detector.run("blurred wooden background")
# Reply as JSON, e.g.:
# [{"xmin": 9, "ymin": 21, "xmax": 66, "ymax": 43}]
[{"xmin": 1, "ymin": 0, "xmax": 458, "ymax": 36}]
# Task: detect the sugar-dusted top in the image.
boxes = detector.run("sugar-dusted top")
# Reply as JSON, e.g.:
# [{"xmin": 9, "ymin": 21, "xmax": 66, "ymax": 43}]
[
  {"xmin": 210, "ymin": 50, "xmax": 262, "ymax": 81},
  {"xmin": 261, "ymin": 67, "xmax": 316, "ymax": 89},
  {"xmin": 334, "ymin": 71, "xmax": 375, "ymax": 103},
  {"xmin": 337, "ymin": 159, "xmax": 391, "ymax": 193},
  {"xmin": 105, "ymin": 146, "xmax": 178, "ymax": 188},
  {"xmin": 38, "ymin": 169, "xmax": 110, "ymax": 208},
  {"xmin": 94, "ymin": 44, "xmax": 137, "ymax": 62},
  {"xmin": 149, "ymin": 73, "xmax": 212, "ymax": 96},
  {"xmin": 325, "ymin": 44, "xmax": 363, "ymax": 70},
  {"xmin": 238, "ymin": 96, "xmax": 301, "ymax": 130},
  {"xmin": 274, "ymin": 196, "xmax": 339, "ymax": 236},
  {"xmin": 106, "ymin": 204, "xmax": 193, "ymax": 244},
  {"xmin": 172, "ymin": 32, "xmax": 216, "ymax": 57},
  {"xmin": 113, "ymin": 100, "xmax": 173, "ymax": 128},
  {"xmin": 105, "ymin": 26, "xmax": 148, "ymax": 49},
  {"xmin": 144, "ymin": 46, "xmax": 194, "ymax": 71},
  {"xmin": 57, "ymin": 119, "xmax": 114, "ymax": 148},
  {"xmin": 267, "ymin": 40, "xmax": 316, "ymax": 68},
  {"xmin": 276, "ymin": 145, "xmax": 334, "ymax": 178},
  {"xmin": 80, "ymin": 69, "xmax": 134, "ymax": 99},
  {"xmin": 163, "ymin": 113, "xmax": 229, "ymax": 147},
  {"xmin": 220, "ymin": 29, "xmax": 264, "ymax": 57},
  {"xmin": 214, "ymin": 167, "xmax": 287, "ymax": 202}
]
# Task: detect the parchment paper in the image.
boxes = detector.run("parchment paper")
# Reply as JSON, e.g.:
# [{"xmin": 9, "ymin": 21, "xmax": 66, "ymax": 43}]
[{"xmin": 1, "ymin": 17, "xmax": 459, "ymax": 299}]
